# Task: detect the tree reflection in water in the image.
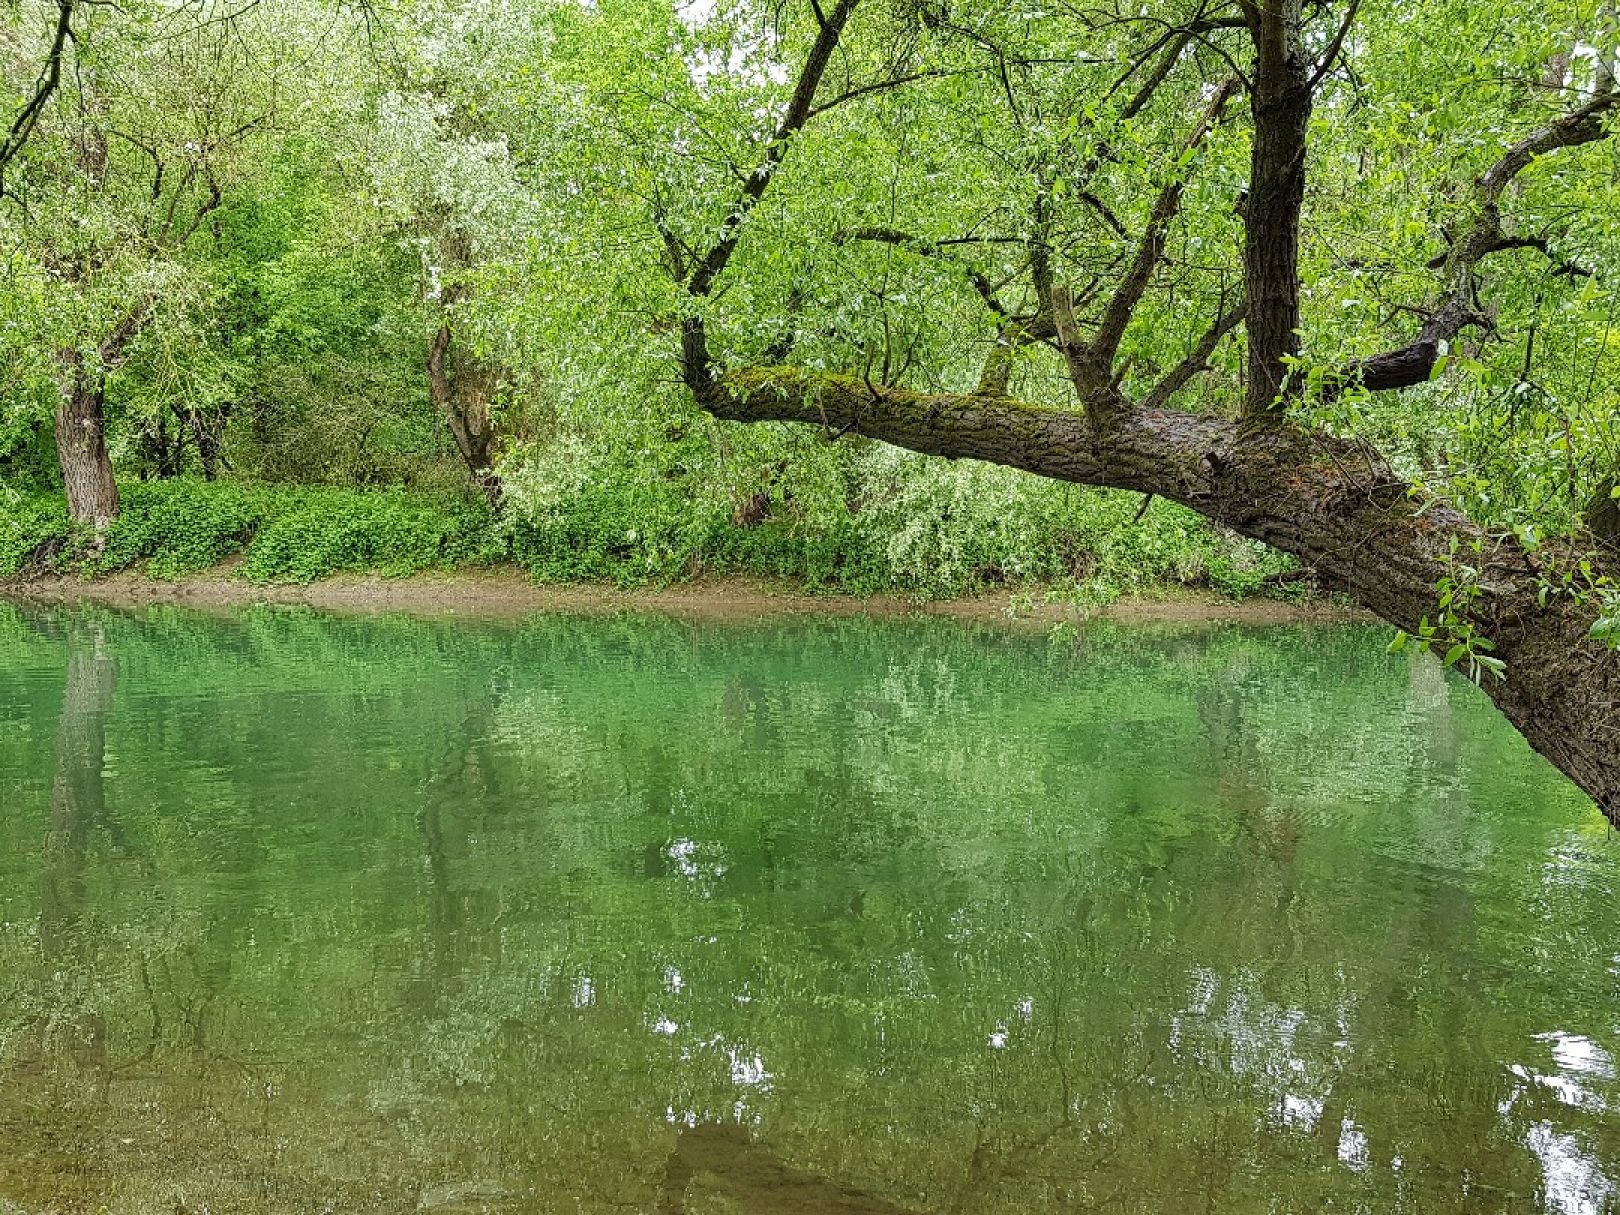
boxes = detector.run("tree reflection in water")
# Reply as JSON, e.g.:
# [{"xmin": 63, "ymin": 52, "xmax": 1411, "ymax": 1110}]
[{"xmin": 0, "ymin": 604, "xmax": 1614, "ymax": 1212}]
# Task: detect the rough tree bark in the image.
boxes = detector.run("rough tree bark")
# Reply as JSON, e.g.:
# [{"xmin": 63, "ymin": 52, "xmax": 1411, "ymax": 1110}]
[
  {"xmin": 426, "ymin": 319, "xmax": 504, "ymax": 509},
  {"xmin": 1589, "ymin": 477, "xmax": 1620, "ymax": 548},
  {"xmin": 53, "ymin": 303, "xmax": 149, "ymax": 530},
  {"xmin": 1241, "ymin": 0, "xmax": 1313, "ymax": 416},
  {"xmin": 53, "ymin": 357, "xmax": 120, "ymax": 531}
]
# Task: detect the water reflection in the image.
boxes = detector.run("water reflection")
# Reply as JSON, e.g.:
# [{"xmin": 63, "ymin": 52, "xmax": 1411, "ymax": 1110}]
[
  {"xmin": 659, "ymin": 1123, "xmax": 918, "ymax": 1214},
  {"xmin": 39, "ymin": 625, "xmax": 117, "ymax": 1100},
  {"xmin": 0, "ymin": 604, "xmax": 1615, "ymax": 1212}
]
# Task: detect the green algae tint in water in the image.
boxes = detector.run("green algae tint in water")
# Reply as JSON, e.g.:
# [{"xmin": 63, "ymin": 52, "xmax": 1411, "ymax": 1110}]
[{"xmin": 0, "ymin": 605, "xmax": 1617, "ymax": 1214}]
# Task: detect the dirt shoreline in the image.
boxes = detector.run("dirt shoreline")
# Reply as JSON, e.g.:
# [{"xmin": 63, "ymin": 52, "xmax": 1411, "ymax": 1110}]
[{"xmin": 0, "ymin": 565, "xmax": 1368, "ymax": 627}]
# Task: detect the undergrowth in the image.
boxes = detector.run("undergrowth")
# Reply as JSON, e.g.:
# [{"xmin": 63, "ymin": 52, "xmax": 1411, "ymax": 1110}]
[
  {"xmin": 0, "ymin": 481, "xmax": 500, "ymax": 585},
  {"xmin": 0, "ymin": 468, "xmax": 1300, "ymax": 599}
]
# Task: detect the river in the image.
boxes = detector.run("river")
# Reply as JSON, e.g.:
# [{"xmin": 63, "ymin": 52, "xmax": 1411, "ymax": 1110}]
[{"xmin": 0, "ymin": 603, "xmax": 1615, "ymax": 1212}]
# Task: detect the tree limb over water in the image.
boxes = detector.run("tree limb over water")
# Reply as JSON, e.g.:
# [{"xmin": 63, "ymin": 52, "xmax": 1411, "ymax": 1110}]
[{"xmin": 667, "ymin": 0, "xmax": 1620, "ymax": 821}]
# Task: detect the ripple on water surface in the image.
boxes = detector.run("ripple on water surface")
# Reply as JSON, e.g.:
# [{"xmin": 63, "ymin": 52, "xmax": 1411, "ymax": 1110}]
[{"xmin": 0, "ymin": 605, "xmax": 1615, "ymax": 1213}]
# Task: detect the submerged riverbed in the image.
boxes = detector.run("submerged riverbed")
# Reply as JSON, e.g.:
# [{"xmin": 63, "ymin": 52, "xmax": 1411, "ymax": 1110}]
[{"xmin": 0, "ymin": 603, "xmax": 1615, "ymax": 1213}]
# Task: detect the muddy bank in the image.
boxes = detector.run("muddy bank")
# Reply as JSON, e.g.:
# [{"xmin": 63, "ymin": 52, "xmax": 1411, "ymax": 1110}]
[{"xmin": 0, "ymin": 565, "xmax": 1366, "ymax": 627}]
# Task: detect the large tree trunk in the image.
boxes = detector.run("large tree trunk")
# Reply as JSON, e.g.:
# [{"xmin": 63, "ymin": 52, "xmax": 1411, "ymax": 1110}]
[
  {"xmin": 54, "ymin": 363, "xmax": 119, "ymax": 531},
  {"xmin": 427, "ymin": 321, "xmax": 503, "ymax": 510},
  {"xmin": 706, "ymin": 369, "xmax": 1620, "ymax": 823},
  {"xmin": 658, "ymin": 0, "xmax": 1620, "ymax": 825},
  {"xmin": 1242, "ymin": 0, "xmax": 1312, "ymax": 416},
  {"xmin": 53, "ymin": 302, "xmax": 149, "ymax": 529}
]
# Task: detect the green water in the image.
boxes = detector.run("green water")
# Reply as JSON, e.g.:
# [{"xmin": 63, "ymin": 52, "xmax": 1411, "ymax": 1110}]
[{"xmin": 0, "ymin": 603, "xmax": 1616, "ymax": 1214}]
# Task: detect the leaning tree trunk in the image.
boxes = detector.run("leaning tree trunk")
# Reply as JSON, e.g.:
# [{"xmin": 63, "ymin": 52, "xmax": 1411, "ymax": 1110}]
[
  {"xmin": 652, "ymin": 0, "xmax": 1620, "ymax": 825},
  {"xmin": 54, "ymin": 361, "xmax": 119, "ymax": 531},
  {"xmin": 427, "ymin": 321, "xmax": 503, "ymax": 510},
  {"xmin": 706, "ymin": 369, "xmax": 1620, "ymax": 824}
]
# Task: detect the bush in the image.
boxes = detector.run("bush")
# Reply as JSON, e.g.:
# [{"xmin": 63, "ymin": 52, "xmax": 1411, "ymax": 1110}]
[
  {"xmin": 0, "ymin": 493, "xmax": 71, "ymax": 576},
  {"xmin": 86, "ymin": 480, "xmax": 267, "ymax": 578},
  {"xmin": 702, "ymin": 514, "xmax": 891, "ymax": 592},
  {"xmin": 0, "ymin": 480, "xmax": 503, "ymax": 584},
  {"xmin": 504, "ymin": 422, "xmax": 729, "ymax": 586},
  {"xmin": 240, "ymin": 488, "xmax": 501, "ymax": 583},
  {"xmin": 501, "ymin": 426, "xmax": 1297, "ymax": 600}
]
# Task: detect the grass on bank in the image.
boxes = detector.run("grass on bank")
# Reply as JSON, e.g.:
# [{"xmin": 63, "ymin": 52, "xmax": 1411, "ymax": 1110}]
[{"xmin": 0, "ymin": 476, "xmax": 1303, "ymax": 600}]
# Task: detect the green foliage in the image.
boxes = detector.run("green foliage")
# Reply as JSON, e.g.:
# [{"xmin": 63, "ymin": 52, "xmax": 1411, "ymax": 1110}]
[
  {"xmin": 505, "ymin": 422, "xmax": 729, "ymax": 586},
  {"xmin": 1387, "ymin": 537, "xmax": 1510, "ymax": 683},
  {"xmin": 0, "ymin": 481, "xmax": 501, "ymax": 585},
  {"xmin": 1591, "ymin": 592, "xmax": 1620, "ymax": 647},
  {"xmin": 503, "ymin": 423, "xmax": 1292, "ymax": 598},
  {"xmin": 0, "ymin": 493, "xmax": 71, "ymax": 576},
  {"xmin": 0, "ymin": 481, "xmax": 270, "ymax": 579},
  {"xmin": 0, "ymin": 467, "xmax": 1296, "ymax": 603},
  {"xmin": 6, "ymin": 0, "xmax": 1613, "ymax": 622},
  {"xmin": 87, "ymin": 481, "xmax": 264, "ymax": 579},
  {"xmin": 240, "ymin": 488, "xmax": 501, "ymax": 583}
]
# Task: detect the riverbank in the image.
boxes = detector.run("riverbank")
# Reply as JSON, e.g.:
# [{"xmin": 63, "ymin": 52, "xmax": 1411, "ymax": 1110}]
[
  {"xmin": 2, "ymin": 477, "xmax": 1307, "ymax": 606},
  {"xmin": 0, "ymin": 564, "xmax": 1366, "ymax": 626}
]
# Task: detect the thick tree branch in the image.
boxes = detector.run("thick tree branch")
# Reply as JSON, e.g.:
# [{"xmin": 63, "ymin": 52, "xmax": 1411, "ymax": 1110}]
[
  {"xmin": 1480, "ymin": 90, "xmax": 1618, "ymax": 201},
  {"xmin": 704, "ymin": 363, "xmax": 1620, "ymax": 821},
  {"xmin": 1424, "ymin": 233, "xmax": 1593, "ymax": 279},
  {"xmin": 1107, "ymin": 28, "xmax": 1196, "ymax": 121},
  {"xmin": 1306, "ymin": 0, "xmax": 1361, "ymax": 90},
  {"xmin": 676, "ymin": 0, "xmax": 861, "ymax": 398},
  {"xmin": 1078, "ymin": 76, "xmax": 1239, "ymax": 393}
]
